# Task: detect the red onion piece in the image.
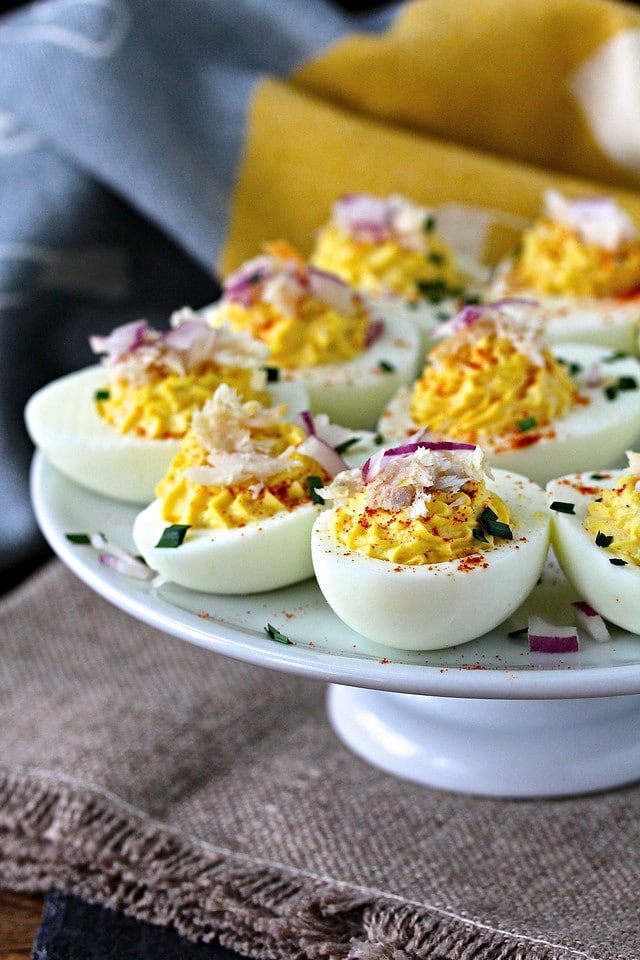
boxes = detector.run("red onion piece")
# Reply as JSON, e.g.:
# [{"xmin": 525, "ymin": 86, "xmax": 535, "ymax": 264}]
[
  {"xmin": 361, "ymin": 439, "xmax": 478, "ymax": 485},
  {"xmin": 528, "ymin": 615, "xmax": 580, "ymax": 653},
  {"xmin": 89, "ymin": 319, "xmax": 150, "ymax": 361},
  {"xmin": 296, "ymin": 435, "xmax": 348, "ymax": 478},
  {"xmin": 572, "ymin": 601, "xmax": 611, "ymax": 644}
]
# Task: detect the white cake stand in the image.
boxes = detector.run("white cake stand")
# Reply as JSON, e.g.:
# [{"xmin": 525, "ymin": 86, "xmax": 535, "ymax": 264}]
[{"xmin": 31, "ymin": 454, "xmax": 640, "ymax": 798}]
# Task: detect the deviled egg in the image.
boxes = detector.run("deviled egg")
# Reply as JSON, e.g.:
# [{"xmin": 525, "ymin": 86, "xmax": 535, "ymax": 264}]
[
  {"xmin": 203, "ymin": 242, "xmax": 419, "ymax": 430},
  {"xmin": 547, "ymin": 452, "xmax": 640, "ymax": 634},
  {"xmin": 378, "ymin": 301, "xmax": 640, "ymax": 486},
  {"xmin": 488, "ymin": 190, "xmax": 640, "ymax": 353},
  {"xmin": 311, "ymin": 440, "xmax": 549, "ymax": 650},
  {"xmin": 310, "ymin": 192, "xmax": 488, "ymax": 356},
  {"xmin": 133, "ymin": 385, "xmax": 351, "ymax": 593},
  {"xmin": 24, "ymin": 309, "xmax": 304, "ymax": 504}
]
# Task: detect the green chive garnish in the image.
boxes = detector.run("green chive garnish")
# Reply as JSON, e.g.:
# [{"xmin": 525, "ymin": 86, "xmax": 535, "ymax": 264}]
[
  {"xmin": 262, "ymin": 365, "xmax": 280, "ymax": 383},
  {"xmin": 508, "ymin": 626, "xmax": 528, "ymax": 639},
  {"xmin": 265, "ymin": 623, "xmax": 291, "ymax": 644},
  {"xmin": 378, "ymin": 359, "xmax": 395, "ymax": 373},
  {"xmin": 517, "ymin": 416, "xmax": 536, "ymax": 432},
  {"xmin": 549, "ymin": 501, "xmax": 575, "ymax": 514},
  {"xmin": 461, "ymin": 293, "xmax": 482, "ymax": 305},
  {"xmin": 65, "ymin": 533, "xmax": 92, "ymax": 544},
  {"xmin": 595, "ymin": 531, "xmax": 613, "ymax": 548},
  {"xmin": 436, "ymin": 311, "xmax": 452, "ymax": 322},
  {"xmin": 557, "ymin": 358, "xmax": 582, "ymax": 376},
  {"xmin": 478, "ymin": 506, "xmax": 513, "ymax": 540},
  {"xmin": 472, "ymin": 528, "xmax": 489, "ymax": 543},
  {"xmin": 155, "ymin": 524, "xmax": 190, "ymax": 548},
  {"xmin": 609, "ymin": 558, "xmax": 628, "ymax": 566},
  {"xmin": 374, "ymin": 432, "xmax": 384, "ymax": 445},
  {"xmin": 427, "ymin": 251, "xmax": 445, "ymax": 265},
  {"xmin": 590, "ymin": 473, "xmax": 607, "ymax": 480},
  {"xmin": 94, "ymin": 389, "xmax": 110, "ymax": 402},
  {"xmin": 334, "ymin": 437, "xmax": 360, "ymax": 455},
  {"xmin": 617, "ymin": 375, "xmax": 638, "ymax": 391},
  {"xmin": 603, "ymin": 351, "xmax": 629, "ymax": 362},
  {"xmin": 307, "ymin": 476, "xmax": 325, "ymax": 504},
  {"xmin": 423, "ymin": 215, "xmax": 436, "ymax": 233}
]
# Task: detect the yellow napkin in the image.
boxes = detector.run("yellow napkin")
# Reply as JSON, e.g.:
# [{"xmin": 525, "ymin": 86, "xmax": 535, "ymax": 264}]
[{"xmin": 220, "ymin": 0, "xmax": 640, "ymax": 275}]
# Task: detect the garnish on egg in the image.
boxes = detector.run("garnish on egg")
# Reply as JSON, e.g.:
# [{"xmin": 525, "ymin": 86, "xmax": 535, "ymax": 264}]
[
  {"xmin": 378, "ymin": 300, "xmax": 640, "ymax": 486},
  {"xmin": 132, "ymin": 386, "xmax": 351, "ymax": 594},
  {"xmin": 311, "ymin": 439, "xmax": 549, "ymax": 650}
]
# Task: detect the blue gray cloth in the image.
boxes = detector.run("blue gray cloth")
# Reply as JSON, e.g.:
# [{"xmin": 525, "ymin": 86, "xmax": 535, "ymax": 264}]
[{"xmin": 0, "ymin": 0, "xmax": 397, "ymax": 589}]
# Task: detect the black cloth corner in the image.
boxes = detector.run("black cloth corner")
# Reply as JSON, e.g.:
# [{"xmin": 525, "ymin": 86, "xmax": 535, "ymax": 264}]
[{"xmin": 32, "ymin": 890, "xmax": 253, "ymax": 960}]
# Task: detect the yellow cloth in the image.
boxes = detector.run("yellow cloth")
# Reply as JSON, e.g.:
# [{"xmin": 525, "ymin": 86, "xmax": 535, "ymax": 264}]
[{"xmin": 220, "ymin": 0, "xmax": 640, "ymax": 275}]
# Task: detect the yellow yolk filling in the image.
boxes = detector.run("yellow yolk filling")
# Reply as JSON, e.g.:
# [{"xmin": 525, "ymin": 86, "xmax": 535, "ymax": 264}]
[
  {"xmin": 409, "ymin": 335, "xmax": 578, "ymax": 441},
  {"xmin": 310, "ymin": 223, "xmax": 460, "ymax": 302},
  {"xmin": 96, "ymin": 366, "xmax": 267, "ymax": 439},
  {"xmin": 156, "ymin": 424, "xmax": 327, "ymax": 529},
  {"xmin": 330, "ymin": 480, "xmax": 510, "ymax": 565},
  {"xmin": 513, "ymin": 220, "xmax": 640, "ymax": 298},
  {"xmin": 584, "ymin": 473, "xmax": 640, "ymax": 566},
  {"xmin": 210, "ymin": 297, "xmax": 369, "ymax": 369}
]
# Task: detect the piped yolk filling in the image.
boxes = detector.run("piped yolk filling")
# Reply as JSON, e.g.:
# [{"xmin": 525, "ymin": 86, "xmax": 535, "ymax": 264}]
[
  {"xmin": 96, "ymin": 366, "xmax": 267, "ymax": 439},
  {"xmin": 584, "ymin": 474, "xmax": 640, "ymax": 566},
  {"xmin": 156, "ymin": 427, "xmax": 327, "ymax": 529},
  {"xmin": 209, "ymin": 296, "xmax": 369, "ymax": 369},
  {"xmin": 310, "ymin": 223, "xmax": 460, "ymax": 302},
  {"xmin": 330, "ymin": 480, "xmax": 510, "ymax": 565},
  {"xmin": 513, "ymin": 220, "xmax": 640, "ymax": 298},
  {"xmin": 409, "ymin": 334, "xmax": 578, "ymax": 442}
]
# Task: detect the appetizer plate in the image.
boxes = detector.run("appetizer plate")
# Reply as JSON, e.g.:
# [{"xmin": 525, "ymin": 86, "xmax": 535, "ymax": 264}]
[{"xmin": 31, "ymin": 453, "xmax": 640, "ymax": 798}]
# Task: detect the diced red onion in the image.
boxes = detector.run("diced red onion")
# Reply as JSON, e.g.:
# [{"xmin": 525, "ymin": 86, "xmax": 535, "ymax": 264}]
[
  {"xmin": 163, "ymin": 317, "xmax": 210, "ymax": 350},
  {"xmin": 89, "ymin": 319, "xmax": 150, "ymax": 361},
  {"xmin": 296, "ymin": 434, "xmax": 348, "ymax": 478},
  {"xmin": 297, "ymin": 410, "xmax": 316, "ymax": 436},
  {"xmin": 90, "ymin": 533, "xmax": 156, "ymax": 581},
  {"xmin": 333, "ymin": 193, "xmax": 392, "ymax": 243},
  {"xmin": 528, "ymin": 615, "xmax": 580, "ymax": 653},
  {"xmin": 361, "ymin": 439, "xmax": 478, "ymax": 484},
  {"xmin": 365, "ymin": 318, "xmax": 385, "ymax": 348},
  {"xmin": 572, "ymin": 601, "xmax": 611, "ymax": 643},
  {"xmin": 308, "ymin": 266, "xmax": 358, "ymax": 316}
]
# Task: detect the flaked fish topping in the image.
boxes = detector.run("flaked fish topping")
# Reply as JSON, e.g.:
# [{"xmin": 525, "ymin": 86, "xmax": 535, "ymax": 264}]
[
  {"xmin": 90, "ymin": 310, "xmax": 269, "ymax": 384},
  {"xmin": 190, "ymin": 383, "xmax": 287, "ymax": 456},
  {"xmin": 433, "ymin": 301, "xmax": 546, "ymax": 366},
  {"xmin": 320, "ymin": 441, "xmax": 491, "ymax": 515},
  {"xmin": 543, "ymin": 189, "xmax": 638, "ymax": 251},
  {"xmin": 333, "ymin": 192, "xmax": 437, "ymax": 252}
]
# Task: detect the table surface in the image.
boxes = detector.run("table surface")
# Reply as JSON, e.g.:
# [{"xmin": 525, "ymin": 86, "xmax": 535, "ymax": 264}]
[{"xmin": 0, "ymin": 889, "xmax": 43, "ymax": 958}]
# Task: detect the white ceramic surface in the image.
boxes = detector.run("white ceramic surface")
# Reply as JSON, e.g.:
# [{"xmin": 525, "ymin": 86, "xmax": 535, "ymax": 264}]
[{"xmin": 31, "ymin": 454, "xmax": 640, "ymax": 795}]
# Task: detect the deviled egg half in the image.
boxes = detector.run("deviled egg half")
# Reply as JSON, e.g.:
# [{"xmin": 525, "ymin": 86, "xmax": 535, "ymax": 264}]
[
  {"xmin": 378, "ymin": 300, "xmax": 640, "ymax": 486},
  {"xmin": 203, "ymin": 242, "xmax": 419, "ymax": 430},
  {"xmin": 488, "ymin": 189, "xmax": 640, "ymax": 353},
  {"xmin": 24, "ymin": 309, "xmax": 306, "ymax": 504},
  {"xmin": 311, "ymin": 440, "xmax": 549, "ymax": 650},
  {"xmin": 133, "ymin": 384, "xmax": 357, "ymax": 594},
  {"xmin": 547, "ymin": 452, "xmax": 640, "ymax": 634},
  {"xmin": 310, "ymin": 192, "xmax": 488, "ymax": 357}
]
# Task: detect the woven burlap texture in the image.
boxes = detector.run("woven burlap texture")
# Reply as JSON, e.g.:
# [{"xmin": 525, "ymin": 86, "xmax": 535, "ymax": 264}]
[{"xmin": 0, "ymin": 561, "xmax": 638, "ymax": 959}]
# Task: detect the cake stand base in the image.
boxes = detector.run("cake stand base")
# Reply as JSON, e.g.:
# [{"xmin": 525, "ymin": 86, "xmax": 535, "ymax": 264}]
[{"xmin": 327, "ymin": 684, "xmax": 640, "ymax": 797}]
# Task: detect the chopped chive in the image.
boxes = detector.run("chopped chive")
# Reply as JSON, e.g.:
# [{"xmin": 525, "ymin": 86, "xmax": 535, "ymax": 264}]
[
  {"xmin": 65, "ymin": 533, "xmax": 92, "ymax": 544},
  {"xmin": 603, "ymin": 350, "xmax": 629, "ymax": 362},
  {"xmin": 265, "ymin": 623, "xmax": 291, "ymax": 644},
  {"xmin": 334, "ymin": 436, "xmax": 360, "ymax": 455},
  {"xmin": 307, "ymin": 475, "xmax": 325, "ymax": 504},
  {"xmin": 508, "ymin": 626, "xmax": 528, "ymax": 639},
  {"xmin": 517, "ymin": 416, "xmax": 537, "ymax": 432},
  {"xmin": 595, "ymin": 531, "xmax": 613, "ymax": 548},
  {"xmin": 94, "ymin": 388, "xmax": 110, "ymax": 402},
  {"xmin": 423, "ymin": 215, "xmax": 436, "ymax": 233},
  {"xmin": 436, "ymin": 311, "xmax": 452, "ymax": 322},
  {"xmin": 427, "ymin": 250, "xmax": 445, "ymax": 265},
  {"xmin": 461, "ymin": 293, "xmax": 482, "ymax": 305},
  {"xmin": 155, "ymin": 524, "xmax": 190, "ymax": 548},
  {"xmin": 604, "ymin": 383, "xmax": 618, "ymax": 401},
  {"xmin": 590, "ymin": 473, "xmax": 607, "ymax": 480},
  {"xmin": 549, "ymin": 501, "xmax": 575, "ymax": 514},
  {"xmin": 415, "ymin": 279, "xmax": 462, "ymax": 303},
  {"xmin": 262, "ymin": 365, "xmax": 280, "ymax": 383},
  {"xmin": 557, "ymin": 358, "xmax": 583, "ymax": 376},
  {"xmin": 378, "ymin": 359, "xmax": 395, "ymax": 373},
  {"xmin": 374, "ymin": 432, "xmax": 384, "ymax": 445},
  {"xmin": 609, "ymin": 557, "xmax": 628, "ymax": 566},
  {"xmin": 617, "ymin": 375, "xmax": 638, "ymax": 391},
  {"xmin": 472, "ymin": 527, "xmax": 489, "ymax": 543},
  {"xmin": 478, "ymin": 505, "xmax": 513, "ymax": 540}
]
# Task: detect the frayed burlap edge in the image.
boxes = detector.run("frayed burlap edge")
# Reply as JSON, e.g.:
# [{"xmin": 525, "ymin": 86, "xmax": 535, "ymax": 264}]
[{"xmin": 0, "ymin": 768, "xmax": 583, "ymax": 959}]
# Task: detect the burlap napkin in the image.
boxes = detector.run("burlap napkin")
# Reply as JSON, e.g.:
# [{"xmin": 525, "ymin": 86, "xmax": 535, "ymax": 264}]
[{"xmin": 1, "ymin": 559, "xmax": 639, "ymax": 959}]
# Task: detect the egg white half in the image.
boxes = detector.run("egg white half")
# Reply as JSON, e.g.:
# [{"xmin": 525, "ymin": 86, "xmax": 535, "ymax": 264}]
[
  {"xmin": 489, "ymin": 259, "xmax": 640, "ymax": 354},
  {"xmin": 24, "ymin": 365, "xmax": 308, "ymax": 504},
  {"xmin": 378, "ymin": 344, "xmax": 640, "ymax": 486},
  {"xmin": 133, "ymin": 497, "xmax": 320, "ymax": 594},
  {"xmin": 276, "ymin": 312, "xmax": 420, "ymax": 430},
  {"xmin": 547, "ymin": 471, "xmax": 640, "ymax": 634},
  {"xmin": 311, "ymin": 470, "xmax": 549, "ymax": 651}
]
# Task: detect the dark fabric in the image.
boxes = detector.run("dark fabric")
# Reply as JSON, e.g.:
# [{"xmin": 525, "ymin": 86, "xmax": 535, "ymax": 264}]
[{"xmin": 33, "ymin": 891, "xmax": 246, "ymax": 960}]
